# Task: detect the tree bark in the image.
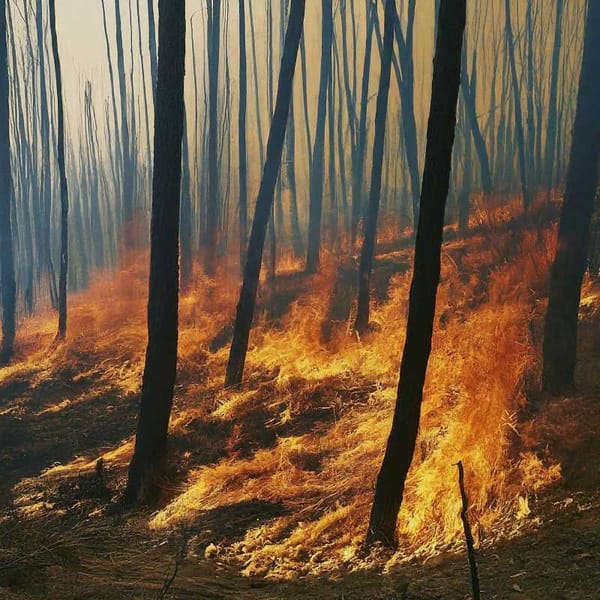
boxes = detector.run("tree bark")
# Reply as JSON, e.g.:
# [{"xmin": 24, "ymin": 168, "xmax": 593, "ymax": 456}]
[
  {"xmin": 542, "ymin": 0, "xmax": 600, "ymax": 396},
  {"xmin": 225, "ymin": 0, "xmax": 306, "ymax": 387},
  {"xmin": 306, "ymin": 0, "xmax": 333, "ymax": 274},
  {"xmin": 0, "ymin": 0, "xmax": 15, "ymax": 364},
  {"xmin": 366, "ymin": 0, "xmax": 465, "ymax": 547},
  {"xmin": 354, "ymin": 0, "xmax": 396, "ymax": 337},
  {"xmin": 238, "ymin": 0, "xmax": 248, "ymax": 270},
  {"xmin": 505, "ymin": 0, "xmax": 531, "ymax": 210},
  {"xmin": 124, "ymin": 0, "xmax": 186, "ymax": 504},
  {"xmin": 49, "ymin": 0, "xmax": 69, "ymax": 340}
]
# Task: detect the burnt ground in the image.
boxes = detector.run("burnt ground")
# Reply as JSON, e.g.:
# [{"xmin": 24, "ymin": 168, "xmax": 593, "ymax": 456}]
[{"xmin": 1, "ymin": 233, "xmax": 599, "ymax": 598}]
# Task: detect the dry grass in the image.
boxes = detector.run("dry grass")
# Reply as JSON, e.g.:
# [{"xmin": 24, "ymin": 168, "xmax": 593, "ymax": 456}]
[{"xmin": 1, "ymin": 202, "xmax": 570, "ymax": 580}]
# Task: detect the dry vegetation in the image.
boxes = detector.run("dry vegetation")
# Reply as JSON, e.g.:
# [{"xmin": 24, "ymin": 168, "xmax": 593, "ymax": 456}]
[{"xmin": 1, "ymin": 200, "xmax": 599, "ymax": 598}]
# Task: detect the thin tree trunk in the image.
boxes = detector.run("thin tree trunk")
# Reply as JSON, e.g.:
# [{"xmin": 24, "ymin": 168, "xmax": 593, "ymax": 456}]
[
  {"xmin": 542, "ymin": 0, "xmax": 600, "ymax": 396},
  {"xmin": 354, "ymin": 0, "xmax": 396, "ymax": 337},
  {"xmin": 505, "ymin": 0, "xmax": 531, "ymax": 210},
  {"xmin": 124, "ymin": 0, "xmax": 186, "ymax": 504},
  {"xmin": 543, "ymin": 0, "xmax": 563, "ymax": 190},
  {"xmin": 225, "ymin": 0, "xmax": 305, "ymax": 387},
  {"xmin": 366, "ymin": 0, "xmax": 465, "ymax": 547},
  {"xmin": 238, "ymin": 0, "xmax": 248, "ymax": 270},
  {"xmin": 205, "ymin": 0, "xmax": 221, "ymax": 274},
  {"xmin": 49, "ymin": 0, "xmax": 69, "ymax": 339},
  {"xmin": 306, "ymin": 0, "xmax": 333, "ymax": 274},
  {"xmin": 0, "ymin": 0, "xmax": 15, "ymax": 364}
]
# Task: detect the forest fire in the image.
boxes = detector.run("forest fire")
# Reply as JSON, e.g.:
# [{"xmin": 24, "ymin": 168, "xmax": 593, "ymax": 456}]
[
  {"xmin": 1, "ymin": 209, "xmax": 565, "ymax": 579},
  {"xmin": 1, "ymin": 0, "xmax": 599, "ymax": 597}
]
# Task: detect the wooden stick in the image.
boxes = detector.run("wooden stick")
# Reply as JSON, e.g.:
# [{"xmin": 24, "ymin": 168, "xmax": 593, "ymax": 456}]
[{"xmin": 457, "ymin": 461, "xmax": 481, "ymax": 600}]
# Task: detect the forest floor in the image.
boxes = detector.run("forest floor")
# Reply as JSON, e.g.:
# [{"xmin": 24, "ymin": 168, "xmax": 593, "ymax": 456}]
[{"xmin": 1, "ymin": 206, "xmax": 599, "ymax": 599}]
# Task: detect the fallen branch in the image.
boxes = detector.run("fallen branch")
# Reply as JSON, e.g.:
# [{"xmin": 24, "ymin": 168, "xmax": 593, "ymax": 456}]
[{"xmin": 456, "ymin": 460, "xmax": 481, "ymax": 600}]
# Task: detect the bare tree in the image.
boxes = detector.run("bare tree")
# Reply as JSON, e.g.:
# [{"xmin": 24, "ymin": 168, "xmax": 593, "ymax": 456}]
[
  {"xmin": 0, "ymin": 0, "xmax": 15, "ymax": 364},
  {"xmin": 542, "ymin": 0, "xmax": 600, "ymax": 395},
  {"xmin": 366, "ymin": 0, "xmax": 465, "ymax": 546},
  {"xmin": 225, "ymin": 0, "xmax": 306, "ymax": 387},
  {"xmin": 125, "ymin": 0, "xmax": 187, "ymax": 504},
  {"xmin": 354, "ymin": 0, "xmax": 397, "ymax": 336},
  {"xmin": 49, "ymin": 0, "xmax": 69, "ymax": 339}
]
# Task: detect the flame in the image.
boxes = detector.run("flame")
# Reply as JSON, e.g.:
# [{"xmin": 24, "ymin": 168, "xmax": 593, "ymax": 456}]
[{"xmin": 3, "ymin": 201, "xmax": 566, "ymax": 577}]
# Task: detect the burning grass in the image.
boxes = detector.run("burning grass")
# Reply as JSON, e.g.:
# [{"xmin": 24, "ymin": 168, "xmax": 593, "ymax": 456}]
[{"xmin": 1, "ymin": 205, "xmax": 569, "ymax": 579}]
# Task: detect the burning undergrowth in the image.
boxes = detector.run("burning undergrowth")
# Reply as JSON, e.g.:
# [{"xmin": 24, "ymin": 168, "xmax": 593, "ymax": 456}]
[{"xmin": 1, "ymin": 208, "xmax": 567, "ymax": 579}]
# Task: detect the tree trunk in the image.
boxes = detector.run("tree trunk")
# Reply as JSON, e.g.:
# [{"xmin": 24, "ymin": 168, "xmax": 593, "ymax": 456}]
[
  {"xmin": 306, "ymin": 0, "xmax": 333, "ymax": 274},
  {"xmin": 115, "ymin": 0, "xmax": 135, "ymax": 231},
  {"xmin": 366, "ymin": 0, "xmax": 465, "ymax": 547},
  {"xmin": 505, "ymin": 0, "xmax": 531, "ymax": 210},
  {"xmin": 238, "ymin": 0, "xmax": 248, "ymax": 270},
  {"xmin": 225, "ymin": 0, "xmax": 306, "ymax": 387},
  {"xmin": 543, "ymin": 0, "xmax": 564, "ymax": 190},
  {"xmin": 0, "ymin": 0, "xmax": 15, "ymax": 364},
  {"xmin": 124, "ymin": 0, "xmax": 186, "ymax": 504},
  {"xmin": 542, "ymin": 0, "xmax": 600, "ymax": 396},
  {"xmin": 49, "ymin": 0, "xmax": 69, "ymax": 340},
  {"xmin": 354, "ymin": 0, "xmax": 396, "ymax": 337},
  {"xmin": 205, "ymin": 0, "xmax": 221, "ymax": 275}
]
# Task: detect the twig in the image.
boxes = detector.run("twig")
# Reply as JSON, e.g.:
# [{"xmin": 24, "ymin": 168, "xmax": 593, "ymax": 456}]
[{"xmin": 456, "ymin": 460, "xmax": 481, "ymax": 600}]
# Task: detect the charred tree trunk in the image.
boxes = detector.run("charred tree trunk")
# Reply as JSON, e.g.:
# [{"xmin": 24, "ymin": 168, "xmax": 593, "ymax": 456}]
[
  {"xmin": 543, "ymin": 0, "xmax": 564, "ymax": 190},
  {"xmin": 0, "ymin": 0, "xmax": 15, "ymax": 364},
  {"xmin": 180, "ymin": 106, "xmax": 193, "ymax": 289},
  {"xmin": 49, "ymin": 0, "xmax": 69, "ymax": 340},
  {"xmin": 124, "ymin": 0, "xmax": 186, "ymax": 504},
  {"xmin": 354, "ymin": 0, "xmax": 396, "ymax": 337},
  {"xmin": 205, "ymin": 0, "xmax": 221, "ymax": 275},
  {"xmin": 542, "ymin": 0, "xmax": 600, "ymax": 396},
  {"xmin": 225, "ymin": 0, "xmax": 305, "ymax": 387},
  {"xmin": 366, "ymin": 0, "xmax": 465, "ymax": 547},
  {"xmin": 505, "ymin": 0, "xmax": 531, "ymax": 210},
  {"xmin": 147, "ymin": 0, "xmax": 158, "ymax": 102},
  {"xmin": 306, "ymin": 0, "xmax": 333, "ymax": 274},
  {"xmin": 238, "ymin": 0, "xmax": 248, "ymax": 270},
  {"xmin": 115, "ymin": 0, "xmax": 135, "ymax": 232},
  {"xmin": 350, "ymin": 0, "xmax": 374, "ymax": 244}
]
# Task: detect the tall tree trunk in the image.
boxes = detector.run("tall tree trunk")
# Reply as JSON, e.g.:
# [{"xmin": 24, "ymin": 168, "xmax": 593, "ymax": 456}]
[
  {"xmin": 205, "ymin": 0, "xmax": 221, "ymax": 275},
  {"xmin": 124, "ymin": 0, "xmax": 186, "ymax": 504},
  {"xmin": 36, "ymin": 0, "xmax": 57, "ymax": 305},
  {"xmin": 180, "ymin": 105, "xmax": 193, "ymax": 289},
  {"xmin": 394, "ymin": 1, "xmax": 421, "ymax": 228},
  {"xmin": 461, "ymin": 46, "xmax": 492, "ymax": 196},
  {"xmin": 366, "ymin": 0, "xmax": 465, "ymax": 547},
  {"xmin": 543, "ymin": 0, "xmax": 564, "ymax": 190},
  {"xmin": 225, "ymin": 0, "xmax": 305, "ymax": 387},
  {"xmin": 0, "ymin": 0, "xmax": 15, "ymax": 364},
  {"xmin": 147, "ymin": 0, "xmax": 158, "ymax": 102},
  {"xmin": 542, "ymin": 0, "xmax": 600, "ymax": 396},
  {"xmin": 351, "ymin": 0, "xmax": 375, "ymax": 244},
  {"xmin": 505, "ymin": 0, "xmax": 531, "ymax": 210},
  {"xmin": 115, "ymin": 0, "xmax": 135, "ymax": 234},
  {"xmin": 354, "ymin": 0, "xmax": 396, "ymax": 337},
  {"xmin": 306, "ymin": 0, "xmax": 333, "ymax": 274},
  {"xmin": 238, "ymin": 0, "xmax": 248, "ymax": 270},
  {"xmin": 49, "ymin": 0, "xmax": 69, "ymax": 340}
]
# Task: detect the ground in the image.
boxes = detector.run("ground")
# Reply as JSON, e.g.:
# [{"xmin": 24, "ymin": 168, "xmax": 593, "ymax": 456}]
[{"xmin": 1, "ymin": 212, "xmax": 599, "ymax": 599}]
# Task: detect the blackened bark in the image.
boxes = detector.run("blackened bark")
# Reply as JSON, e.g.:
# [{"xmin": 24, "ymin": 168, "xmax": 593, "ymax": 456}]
[
  {"xmin": 147, "ymin": 0, "xmax": 158, "ymax": 102},
  {"xmin": 0, "ymin": 0, "xmax": 15, "ymax": 364},
  {"xmin": 49, "ymin": 0, "xmax": 69, "ymax": 340},
  {"xmin": 124, "ymin": 0, "xmax": 186, "ymax": 504},
  {"xmin": 225, "ymin": 0, "xmax": 306, "ymax": 387},
  {"xmin": 180, "ymin": 106, "xmax": 193, "ymax": 289},
  {"xmin": 543, "ymin": 0, "xmax": 564, "ymax": 189},
  {"xmin": 306, "ymin": 0, "xmax": 333, "ymax": 274},
  {"xmin": 238, "ymin": 0, "xmax": 248, "ymax": 269},
  {"xmin": 542, "ymin": 0, "xmax": 600, "ymax": 395},
  {"xmin": 366, "ymin": 0, "xmax": 465, "ymax": 546},
  {"xmin": 205, "ymin": 0, "xmax": 221, "ymax": 275},
  {"xmin": 354, "ymin": 0, "xmax": 396, "ymax": 337},
  {"xmin": 505, "ymin": 0, "xmax": 531, "ymax": 210}
]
